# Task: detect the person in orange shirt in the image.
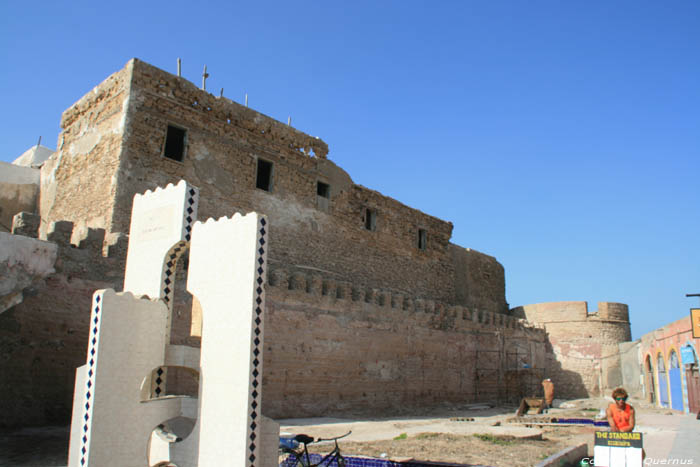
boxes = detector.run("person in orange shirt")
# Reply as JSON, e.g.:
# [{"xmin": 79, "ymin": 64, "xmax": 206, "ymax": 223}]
[{"xmin": 606, "ymin": 387, "xmax": 635, "ymax": 432}]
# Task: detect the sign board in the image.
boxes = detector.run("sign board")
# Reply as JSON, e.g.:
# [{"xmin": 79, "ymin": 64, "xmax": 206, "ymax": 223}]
[
  {"xmin": 692, "ymin": 308, "xmax": 700, "ymax": 339},
  {"xmin": 593, "ymin": 432, "xmax": 643, "ymax": 467},
  {"xmin": 681, "ymin": 345, "xmax": 697, "ymax": 365}
]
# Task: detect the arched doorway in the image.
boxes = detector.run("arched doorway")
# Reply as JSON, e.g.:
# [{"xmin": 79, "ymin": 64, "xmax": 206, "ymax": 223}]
[
  {"xmin": 683, "ymin": 344, "xmax": 700, "ymax": 413},
  {"xmin": 669, "ymin": 350, "xmax": 684, "ymax": 411},
  {"xmin": 645, "ymin": 354, "xmax": 655, "ymax": 404},
  {"xmin": 657, "ymin": 352, "xmax": 669, "ymax": 408}
]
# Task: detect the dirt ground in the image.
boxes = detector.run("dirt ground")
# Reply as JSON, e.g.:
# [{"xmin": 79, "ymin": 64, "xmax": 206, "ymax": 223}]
[
  {"xmin": 279, "ymin": 398, "xmax": 645, "ymax": 466},
  {"xmin": 3, "ymin": 396, "xmax": 692, "ymax": 467},
  {"xmin": 299, "ymin": 428, "xmax": 595, "ymax": 466}
]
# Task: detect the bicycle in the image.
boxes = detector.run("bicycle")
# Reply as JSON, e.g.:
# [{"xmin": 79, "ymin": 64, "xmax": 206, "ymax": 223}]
[{"xmin": 280, "ymin": 430, "xmax": 351, "ymax": 466}]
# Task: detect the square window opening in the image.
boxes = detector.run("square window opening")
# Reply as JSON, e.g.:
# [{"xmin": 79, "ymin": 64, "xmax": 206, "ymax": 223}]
[
  {"xmin": 317, "ymin": 181, "xmax": 330, "ymax": 199},
  {"xmin": 163, "ymin": 125, "xmax": 186, "ymax": 162},
  {"xmin": 364, "ymin": 208, "xmax": 376, "ymax": 231},
  {"xmin": 256, "ymin": 159, "xmax": 273, "ymax": 191},
  {"xmin": 418, "ymin": 229, "xmax": 427, "ymax": 250}
]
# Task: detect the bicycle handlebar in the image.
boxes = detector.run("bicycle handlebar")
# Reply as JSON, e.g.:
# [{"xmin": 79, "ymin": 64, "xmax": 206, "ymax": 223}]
[{"xmin": 315, "ymin": 430, "xmax": 352, "ymax": 443}]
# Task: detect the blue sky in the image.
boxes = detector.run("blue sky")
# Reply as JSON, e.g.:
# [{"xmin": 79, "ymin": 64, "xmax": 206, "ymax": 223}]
[{"xmin": 1, "ymin": 1, "xmax": 698, "ymax": 339}]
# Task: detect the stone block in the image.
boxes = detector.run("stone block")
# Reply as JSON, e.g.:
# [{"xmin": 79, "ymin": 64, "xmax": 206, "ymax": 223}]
[
  {"xmin": 11, "ymin": 212, "xmax": 40, "ymax": 238},
  {"xmin": 46, "ymin": 220, "xmax": 74, "ymax": 245},
  {"xmin": 76, "ymin": 227, "xmax": 106, "ymax": 253}
]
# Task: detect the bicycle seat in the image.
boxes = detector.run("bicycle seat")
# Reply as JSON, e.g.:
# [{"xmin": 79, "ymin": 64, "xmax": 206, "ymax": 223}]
[{"xmin": 294, "ymin": 434, "xmax": 314, "ymax": 444}]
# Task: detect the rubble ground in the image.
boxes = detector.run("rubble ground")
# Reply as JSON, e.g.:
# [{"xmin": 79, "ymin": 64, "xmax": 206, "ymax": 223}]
[
  {"xmin": 0, "ymin": 396, "xmax": 693, "ymax": 467},
  {"xmin": 280, "ymin": 396, "xmax": 675, "ymax": 466}
]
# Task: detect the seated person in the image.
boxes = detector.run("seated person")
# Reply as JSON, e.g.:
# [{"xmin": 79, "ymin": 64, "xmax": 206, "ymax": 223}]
[{"xmin": 606, "ymin": 387, "xmax": 635, "ymax": 432}]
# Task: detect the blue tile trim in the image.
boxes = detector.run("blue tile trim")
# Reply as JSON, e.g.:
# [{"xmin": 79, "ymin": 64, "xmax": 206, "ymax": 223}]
[{"xmin": 280, "ymin": 454, "xmax": 491, "ymax": 466}]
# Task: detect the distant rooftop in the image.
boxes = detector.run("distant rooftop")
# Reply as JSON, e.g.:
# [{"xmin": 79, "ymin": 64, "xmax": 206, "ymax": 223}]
[{"xmin": 13, "ymin": 145, "xmax": 54, "ymax": 168}]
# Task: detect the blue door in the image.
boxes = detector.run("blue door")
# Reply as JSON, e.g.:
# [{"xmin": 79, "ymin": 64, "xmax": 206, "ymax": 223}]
[
  {"xmin": 669, "ymin": 350, "xmax": 684, "ymax": 411},
  {"xmin": 657, "ymin": 353, "xmax": 669, "ymax": 408}
]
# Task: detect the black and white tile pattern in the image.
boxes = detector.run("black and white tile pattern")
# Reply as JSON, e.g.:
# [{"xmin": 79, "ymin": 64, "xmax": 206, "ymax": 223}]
[
  {"xmin": 154, "ymin": 185, "xmax": 199, "ymax": 399},
  {"xmin": 247, "ymin": 216, "xmax": 267, "ymax": 467},
  {"xmin": 79, "ymin": 292, "xmax": 103, "ymax": 466}
]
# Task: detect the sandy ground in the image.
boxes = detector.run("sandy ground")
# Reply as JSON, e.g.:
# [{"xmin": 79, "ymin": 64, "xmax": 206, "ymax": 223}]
[
  {"xmin": 279, "ymin": 400, "xmax": 599, "ymax": 466},
  {"xmin": 279, "ymin": 397, "xmax": 700, "ymax": 466},
  {"xmin": 2, "ymin": 396, "xmax": 698, "ymax": 467}
]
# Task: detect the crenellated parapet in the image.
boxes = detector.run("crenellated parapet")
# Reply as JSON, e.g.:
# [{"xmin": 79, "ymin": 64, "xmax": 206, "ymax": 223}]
[
  {"xmin": 510, "ymin": 300, "xmax": 632, "ymax": 398},
  {"xmin": 10, "ymin": 212, "xmax": 128, "ymax": 283},
  {"xmin": 267, "ymin": 266, "xmax": 541, "ymax": 335},
  {"xmin": 511, "ymin": 301, "xmax": 630, "ymax": 325}
]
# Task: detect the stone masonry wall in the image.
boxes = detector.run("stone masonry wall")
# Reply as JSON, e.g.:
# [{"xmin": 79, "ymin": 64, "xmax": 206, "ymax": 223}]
[
  {"xmin": 39, "ymin": 62, "xmax": 132, "ymax": 238},
  {"xmin": 0, "ymin": 162, "xmax": 40, "ymax": 233},
  {"xmin": 112, "ymin": 59, "xmax": 466, "ymax": 304},
  {"xmin": 511, "ymin": 301, "xmax": 631, "ymax": 398},
  {"xmin": 0, "ymin": 220, "xmax": 127, "ymax": 428},
  {"xmin": 1, "ymin": 217, "xmax": 542, "ymax": 427},
  {"xmin": 36, "ymin": 59, "xmax": 510, "ymax": 308},
  {"xmin": 449, "ymin": 244, "xmax": 507, "ymax": 314},
  {"xmin": 262, "ymin": 268, "xmax": 545, "ymax": 417}
]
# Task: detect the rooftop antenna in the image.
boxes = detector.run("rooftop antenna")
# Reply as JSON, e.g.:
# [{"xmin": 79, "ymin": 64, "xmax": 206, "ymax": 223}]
[
  {"xmin": 201, "ymin": 65, "xmax": 209, "ymax": 91},
  {"xmin": 220, "ymin": 88, "xmax": 224, "ymax": 98},
  {"xmin": 287, "ymin": 116, "xmax": 291, "ymax": 126},
  {"xmin": 687, "ymin": 293, "xmax": 700, "ymax": 306},
  {"xmin": 245, "ymin": 93, "xmax": 248, "ymax": 107},
  {"xmin": 177, "ymin": 58, "xmax": 181, "ymax": 77},
  {"xmin": 36, "ymin": 136, "xmax": 42, "ymax": 148}
]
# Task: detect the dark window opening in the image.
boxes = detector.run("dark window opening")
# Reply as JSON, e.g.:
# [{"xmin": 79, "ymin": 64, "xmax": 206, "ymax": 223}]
[
  {"xmin": 256, "ymin": 159, "xmax": 273, "ymax": 191},
  {"xmin": 163, "ymin": 125, "xmax": 186, "ymax": 162},
  {"xmin": 418, "ymin": 229, "xmax": 427, "ymax": 250},
  {"xmin": 364, "ymin": 208, "xmax": 376, "ymax": 231},
  {"xmin": 317, "ymin": 181, "xmax": 330, "ymax": 198}
]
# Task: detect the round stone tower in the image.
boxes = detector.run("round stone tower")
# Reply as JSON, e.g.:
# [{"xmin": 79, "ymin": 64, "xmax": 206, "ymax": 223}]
[{"xmin": 511, "ymin": 301, "xmax": 631, "ymax": 398}]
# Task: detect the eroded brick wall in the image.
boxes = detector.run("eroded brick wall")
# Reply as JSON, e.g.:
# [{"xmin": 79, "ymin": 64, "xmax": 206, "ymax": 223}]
[
  {"xmin": 511, "ymin": 301, "xmax": 632, "ymax": 398},
  {"xmin": 37, "ymin": 59, "xmax": 510, "ymax": 306},
  {"xmin": 1, "ymin": 220, "xmax": 542, "ymax": 426},
  {"xmin": 0, "ymin": 223, "xmax": 126, "ymax": 428},
  {"xmin": 262, "ymin": 267, "xmax": 545, "ymax": 417},
  {"xmin": 3, "ymin": 58, "xmax": 524, "ymax": 427},
  {"xmin": 449, "ymin": 244, "xmax": 507, "ymax": 314},
  {"xmin": 40, "ymin": 63, "xmax": 132, "ymax": 237},
  {"xmin": 109, "ymin": 59, "xmax": 470, "ymax": 304}
]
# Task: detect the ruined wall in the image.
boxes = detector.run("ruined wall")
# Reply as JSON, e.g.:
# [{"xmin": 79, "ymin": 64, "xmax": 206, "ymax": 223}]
[
  {"xmin": 0, "ymin": 220, "xmax": 127, "ymax": 428},
  {"xmin": 511, "ymin": 301, "xmax": 631, "ymax": 398},
  {"xmin": 2, "ymin": 58, "xmax": 522, "ymax": 427},
  {"xmin": 0, "ymin": 162, "xmax": 40, "ymax": 232},
  {"xmin": 39, "ymin": 62, "xmax": 132, "ymax": 237},
  {"xmin": 617, "ymin": 340, "xmax": 642, "ymax": 397},
  {"xmin": 449, "ymin": 244, "xmax": 507, "ymax": 314},
  {"xmin": 0, "ymin": 223, "xmax": 56, "ymax": 313},
  {"xmin": 1, "ymin": 217, "xmax": 543, "ymax": 427},
  {"xmin": 36, "ymin": 59, "xmax": 510, "ymax": 307},
  {"xmin": 107, "ymin": 59, "xmax": 467, "ymax": 304},
  {"xmin": 262, "ymin": 267, "xmax": 545, "ymax": 417}
]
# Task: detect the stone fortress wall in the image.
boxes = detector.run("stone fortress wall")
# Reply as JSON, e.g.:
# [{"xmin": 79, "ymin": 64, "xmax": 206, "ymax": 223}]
[
  {"xmin": 0, "ymin": 215, "xmax": 127, "ymax": 427},
  {"xmin": 262, "ymin": 267, "xmax": 545, "ymax": 417},
  {"xmin": 511, "ymin": 301, "xmax": 632, "ymax": 398},
  {"xmin": 1, "ymin": 58, "xmax": 633, "ymax": 428},
  {"xmin": 1, "ymin": 214, "xmax": 545, "ymax": 427},
  {"xmin": 40, "ymin": 59, "xmax": 507, "ymax": 311}
]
